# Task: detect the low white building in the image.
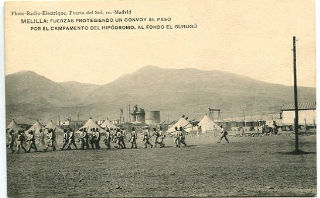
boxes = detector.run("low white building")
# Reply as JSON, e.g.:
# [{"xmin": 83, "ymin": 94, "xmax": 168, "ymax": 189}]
[{"xmin": 281, "ymin": 102, "xmax": 316, "ymax": 126}]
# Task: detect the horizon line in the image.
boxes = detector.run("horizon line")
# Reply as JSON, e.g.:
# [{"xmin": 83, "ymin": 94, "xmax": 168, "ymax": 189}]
[{"xmin": 5, "ymin": 66, "xmax": 316, "ymax": 88}]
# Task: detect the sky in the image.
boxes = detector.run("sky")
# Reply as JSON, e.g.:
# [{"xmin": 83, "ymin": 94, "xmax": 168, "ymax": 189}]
[{"xmin": 5, "ymin": 0, "xmax": 315, "ymax": 87}]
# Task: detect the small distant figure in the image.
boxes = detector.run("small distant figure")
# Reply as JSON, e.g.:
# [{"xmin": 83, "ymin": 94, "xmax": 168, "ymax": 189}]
[
  {"xmin": 79, "ymin": 128, "xmax": 89, "ymax": 150},
  {"xmin": 67, "ymin": 128, "xmax": 78, "ymax": 150},
  {"xmin": 104, "ymin": 128, "xmax": 112, "ymax": 149},
  {"xmin": 16, "ymin": 130, "xmax": 27, "ymax": 153},
  {"xmin": 129, "ymin": 127, "xmax": 137, "ymax": 149},
  {"xmin": 44, "ymin": 129, "xmax": 57, "ymax": 151},
  {"xmin": 61, "ymin": 129, "xmax": 69, "ymax": 150},
  {"xmin": 240, "ymin": 126, "xmax": 245, "ymax": 136},
  {"xmin": 119, "ymin": 128, "xmax": 126, "ymax": 149},
  {"xmin": 154, "ymin": 128, "xmax": 160, "ymax": 147},
  {"xmin": 197, "ymin": 125, "xmax": 202, "ymax": 136},
  {"xmin": 218, "ymin": 125, "xmax": 229, "ymax": 143},
  {"xmin": 26, "ymin": 131, "xmax": 37, "ymax": 152},
  {"xmin": 174, "ymin": 126, "xmax": 180, "ymax": 147},
  {"xmin": 157, "ymin": 126, "xmax": 165, "ymax": 148},
  {"xmin": 178, "ymin": 126, "xmax": 187, "ymax": 147},
  {"xmin": 143, "ymin": 127, "xmax": 153, "ymax": 148},
  {"xmin": 39, "ymin": 129, "xmax": 46, "ymax": 149},
  {"xmin": 115, "ymin": 128, "xmax": 124, "ymax": 149},
  {"xmin": 93, "ymin": 129, "xmax": 100, "ymax": 149},
  {"xmin": 88, "ymin": 133, "xmax": 94, "ymax": 149},
  {"xmin": 8, "ymin": 130, "xmax": 16, "ymax": 153}
]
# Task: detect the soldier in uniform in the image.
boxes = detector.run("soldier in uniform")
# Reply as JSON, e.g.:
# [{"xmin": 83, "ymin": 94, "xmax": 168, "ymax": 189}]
[
  {"xmin": 26, "ymin": 131, "xmax": 38, "ymax": 152},
  {"xmin": 44, "ymin": 129, "xmax": 56, "ymax": 151},
  {"xmin": 218, "ymin": 125, "xmax": 229, "ymax": 143},
  {"xmin": 61, "ymin": 129, "xmax": 69, "ymax": 150},
  {"xmin": 39, "ymin": 129, "xmax": 46, "ymax": 149},
  {"xmin": 143, "ymin": 127, "xmax": 153, "ymax": 148},
  {"xmin": 129, "ymin": 127, "xmax": 137, "ymax": 149},
  {"xmin": 16, "ymin": 130, "xmax": 27, "ymax": 153},
  {"xmin": 174, "ymin": 126, "xmax": 180, "ymax": 147},
  {"xmin": 84, "ymin": 128, "xmax": 89, "ymax": 149},
  {"xmin": 67, "ymin": 128, "xmax": 78, "ymax": 150},
  {"xmin": 115, "ymin": 128, "xmax": 123, "ymax": 149},
  {"xmin": 79, "ymin": 128, "xmax": 88, "ymax": 150},
  {"xmin": 158, "ymin": 126, "xmax": 165, "ymax": 148},
  {"xmin": 94, "ymin": 129, "xmax": 101, "ymax": 149},
  {"xmin": 179, "ymin": 126, "xmax": 187, "ymax": 147},
  {"xmin": 88, "ymin": 132, "xmax": 94, "ymax": 149},
  {"xmin": 104, "ymin": 128, "xmax": 111, "ymax": 149},
  {"xmin": 153, "ymin": 128, "xmax": 160, "ymax": 147},
  {"xmin": 8, "ymin": 130, "xmax": 16, "ymax": 153},
  {"xmin": 119, "ymin": 128, "xmax": 126, "ymax": 149}
]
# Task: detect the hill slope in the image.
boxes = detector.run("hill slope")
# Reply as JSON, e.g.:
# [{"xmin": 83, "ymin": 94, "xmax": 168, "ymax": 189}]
[
  {"xmin": 5, "ymin": 66, "xmax": 316, "ymax": 124},
  {"xmin": 5, "ymin": 71, "xmax": 78, "ymax": 107}
]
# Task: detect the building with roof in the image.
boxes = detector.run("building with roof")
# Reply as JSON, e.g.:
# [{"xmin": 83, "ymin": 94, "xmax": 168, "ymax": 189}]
[
  {"xmin": 280, "ymin": 102, "xmax": 316, "ymax": 126},
  {"xmin": 131, "ymin": 105, "xmax": 145, "ymax": 124}
]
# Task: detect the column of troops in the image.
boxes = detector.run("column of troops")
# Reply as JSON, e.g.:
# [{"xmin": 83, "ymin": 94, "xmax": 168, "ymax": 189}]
[{"xmin": 7, "ymin": 126, "xmax": 188, "ymax": 154}]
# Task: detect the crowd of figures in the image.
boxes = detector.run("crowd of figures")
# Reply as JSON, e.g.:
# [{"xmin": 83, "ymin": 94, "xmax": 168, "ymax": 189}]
[{"xmin": 7, "ymin": 126, "xmax": 191, "ymax": 154}]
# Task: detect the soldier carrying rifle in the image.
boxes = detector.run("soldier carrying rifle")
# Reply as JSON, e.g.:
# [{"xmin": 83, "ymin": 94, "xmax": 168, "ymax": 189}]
[
  {"xmin": 16, "ymin": 130, "xmax": 27, "ymax": 153},
  {"xmin": 104, "ymin": 128, "xmax": 111, "ymax": 149},
  {"xmin": 26, "ymin": 130, "xmax": 37, "ymax": 152},
  {"xmin": 143, "ymin": 127, "xmax": 153, "ymax": 148},
  {"xmin": 129, "ymin": 127, "xmax": 137, "ymax": 149}
]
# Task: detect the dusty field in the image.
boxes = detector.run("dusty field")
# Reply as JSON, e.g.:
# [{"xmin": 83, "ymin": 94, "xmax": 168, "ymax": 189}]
[{"xmin": 7, "ymin": 134, "xmax": 316, "ymax": 197}]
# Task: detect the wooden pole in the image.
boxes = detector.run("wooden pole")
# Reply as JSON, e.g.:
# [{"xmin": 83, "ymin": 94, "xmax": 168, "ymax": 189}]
[{"xmin": 293, "ymin": 36, "xmax": 299, "ymax": 152}]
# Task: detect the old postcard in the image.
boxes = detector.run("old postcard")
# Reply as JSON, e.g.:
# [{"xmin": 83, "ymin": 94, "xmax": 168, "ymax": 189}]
[{"xmin": 4, "ymin": 0, "xmax": 316, "ymax": 197}]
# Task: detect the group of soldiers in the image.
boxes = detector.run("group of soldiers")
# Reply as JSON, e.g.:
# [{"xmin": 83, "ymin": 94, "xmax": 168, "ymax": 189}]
[
  {"xmin": 7, "ymin": 125, "xmax": 187, "ymax": 154},
  {"xmin": 6, "ymin": 124, "xmax": 233, "ymax": 154},
  {"xmin": 7, "ymin": 128, "xmax": 58, "ymax": 153}
]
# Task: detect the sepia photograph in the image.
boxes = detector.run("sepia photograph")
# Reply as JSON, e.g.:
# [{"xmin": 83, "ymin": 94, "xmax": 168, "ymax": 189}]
[{"xmin": 3, "ymin": 0, "xmax": 316, "ymax": 197}]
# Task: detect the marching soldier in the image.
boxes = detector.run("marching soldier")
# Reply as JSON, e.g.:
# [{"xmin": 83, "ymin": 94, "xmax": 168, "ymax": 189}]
[
  {"xmin": 104, "ymin": 128, "xmax": 111, "ymax": 149},
  {"xmin": 16, "ymin": 130, "xmax": 27, "ymax": 153},
  {"xmin": 27, "ymin": 131, "xmax": 37, "ymax": 152},
  {"xmin": 120, "ymin": 128, "xmax": 126, "ymax": 149},
  {"xmin": 88, "ymin": 132, "xmax": 94, "ymax": 149},
  {"xmin": 84, "ymin": 128, "xmax": 89, "ymax": 149},
  {"xmin": 79, "ymin": 128, "xmax": 88, "ymax": 150},
  {"xmin": 8, "ymin": 130, "xmax": 16, "ymax": 153},
  {"xmin": 115, "ymin": 128, "xmax": 124, "ymax": 149},
  {"xmin": 93, "ymin": 129, "xmax": 101, "ymax": 149},
  {"xmin": 158, "ymin": 126, "xmax": 165, "ymax": 148},
  {"xmin": 179, "ymin": 126, "xmax": 187, "ymax": 147},
  {"xmin": 67, "ymin": 128, "xmax": 78, "ymax": 150},
  {"xmin": 143, "ymin": 127, "xmax": 153, "ymax": 148},
  {"xmin": 39, "ymin": 129, "xmax": 46, "ymax": 149},
  {"xmin": 129, "ymin": 127, "xmax": 137, "ymax": 149},
  {"xmin": 218, "ymin": 125, "xmax": 229, "ymax": 143},
  {"xmin": 153, "ymin": 128, "xmax": 160, "ymax": 147},
  {"xmin": 61, "ymin": 129, "xmax": 69, "ymax": 150},
  {"xmin": 174, "ymin": 126, "xmax": 180, "ymax": 147},
  {"xmin": 44, "ymin": 129, "xmax": 56, "ymax": 152}
]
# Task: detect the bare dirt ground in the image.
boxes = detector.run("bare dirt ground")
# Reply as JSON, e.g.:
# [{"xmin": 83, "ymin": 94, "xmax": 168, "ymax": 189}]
[{"xmin": 7, "ymin": 134, "xmax": 316, "ymax": 197}]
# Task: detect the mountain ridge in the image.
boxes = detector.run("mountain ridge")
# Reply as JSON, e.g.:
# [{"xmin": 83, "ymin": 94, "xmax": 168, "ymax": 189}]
[{"xmin": 5, "ymin": 66, "xmax": 316, "ymax": 125}]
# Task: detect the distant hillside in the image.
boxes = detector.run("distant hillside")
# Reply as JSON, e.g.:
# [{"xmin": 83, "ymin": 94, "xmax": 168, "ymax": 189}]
[
  {"xmin": 5, "ymin": 66, "xmax": 316, "ymax": 125},
  {"xmin": 5, "ymin": 71, "xmax": 78, "ymax": 107},
  {"xmin": 59, "ymin": 81, "xmax": 99, "ymax": 103}
]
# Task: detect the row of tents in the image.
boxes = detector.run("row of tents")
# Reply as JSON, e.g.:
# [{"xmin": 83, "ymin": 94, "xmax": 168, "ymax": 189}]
[{"xmin": 7, "ymin": 115, "xmax": 222, "ymax": 136}]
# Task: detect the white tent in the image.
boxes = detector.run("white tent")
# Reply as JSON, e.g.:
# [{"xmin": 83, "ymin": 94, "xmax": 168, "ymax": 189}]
[
  {"xmin": 167, "ymin": 117, "xmax": 193, "ymax": 133},
  {"xmin": 45, "ymin": 120, "xmax": 64, "ymax": 133},
  {"xmin": 7, "ymin": 119, "xmax": 23, "ymax": 132},
  {"xmin": 198, "ymin": 115, "xmax": 222, "ymax": 133},
  {"xmin": 100, "ymin": 118, "xmax": 117, "ymax": 129},
  {"xmin": 77, "ymin": 118, "xmax": 106, "ymax": 134},
  {"xmin": 26, "ymin": 120, "xmax": 45, "ymax": 135}
]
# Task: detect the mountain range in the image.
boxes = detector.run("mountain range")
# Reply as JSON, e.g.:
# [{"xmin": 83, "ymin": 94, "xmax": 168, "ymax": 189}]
[{"xmin": 5, "ymin": 66, "xmax": 316, "ymax": 125}]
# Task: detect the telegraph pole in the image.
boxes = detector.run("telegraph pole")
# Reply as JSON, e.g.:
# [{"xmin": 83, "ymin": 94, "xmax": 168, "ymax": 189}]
[{"xmin": 293, "ymin": 36, "xmax": 299, "ymax": 153}]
